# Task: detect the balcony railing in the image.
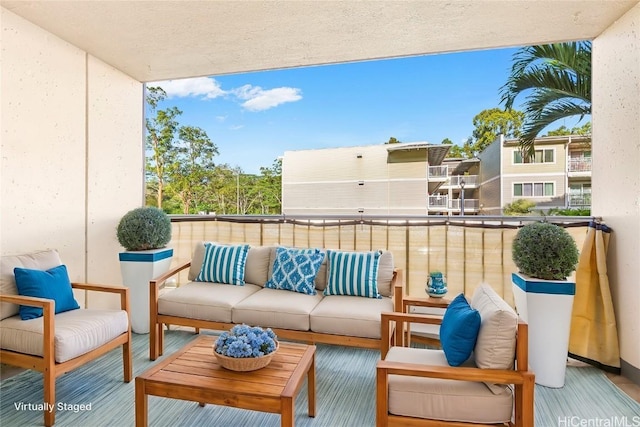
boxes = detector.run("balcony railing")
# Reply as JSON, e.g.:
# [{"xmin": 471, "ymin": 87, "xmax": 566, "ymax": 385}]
[
  {"xmin": 569, "ymin": 194, "xmax": 592, "ymax": 207},
  {"xmin": 427, "ymin": 195, "xmax": 448, "ymax": 210},
  {"xmin": 569, "ymin": 158, "xmax": 592, "ymax": 172},
  {"xmin": 168, "ymin": 215, "xmax": 593, "ymax": 305},
  {"xmin": 448, "ymin": 175, "xmax": 478, "ymax": 187},
  {"xmin": 428, "ymin": 165, "xmax": 448, "ymax": 179},
  {"xmin": 450, "ymin": 199, "xmax": 479, "ymax": 211}
]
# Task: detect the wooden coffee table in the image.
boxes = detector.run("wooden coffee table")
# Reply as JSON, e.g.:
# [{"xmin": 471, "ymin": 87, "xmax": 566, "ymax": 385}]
[{"xmin": 135, "ymin": 335, "xmax": 316, "ymax": 426}]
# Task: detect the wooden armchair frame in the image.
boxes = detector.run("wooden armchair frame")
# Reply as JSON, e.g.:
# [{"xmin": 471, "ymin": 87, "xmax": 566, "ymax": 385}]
[
  {"xmin": 377, "ymin": 311, "xmax": 534, "ymax": 427},
  {"xmin": 0, "ymin": 284, "xmax": 132, "ymax": 427}
]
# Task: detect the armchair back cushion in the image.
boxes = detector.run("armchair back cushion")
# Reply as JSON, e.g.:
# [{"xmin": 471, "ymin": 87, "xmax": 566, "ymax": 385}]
[
  {"xmin": 470, "ymin": 283, "xmax": 519, "ymax": 393},
  {"xmin": 1, "ymin": 249, "xmax": 63, "ymax": 320}
]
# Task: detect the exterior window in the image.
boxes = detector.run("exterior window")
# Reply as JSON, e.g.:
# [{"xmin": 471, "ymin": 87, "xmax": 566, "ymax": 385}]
[
  {"xmin": 514, "ymin": 149, "xmax": 554, "ymax": 164},
  {"xmin": 513, "ymin": 182, "xmax": 554, "ymax": 197}
]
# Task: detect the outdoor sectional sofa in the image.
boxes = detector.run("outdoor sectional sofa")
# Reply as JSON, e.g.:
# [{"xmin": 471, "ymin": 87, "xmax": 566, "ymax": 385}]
[{"xmin": 149, "ymin": 242, "xmax": 403, "ymax": 360}]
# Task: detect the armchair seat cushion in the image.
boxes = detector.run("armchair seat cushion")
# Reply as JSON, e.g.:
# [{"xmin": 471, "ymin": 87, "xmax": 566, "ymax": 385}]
[
  {"xmin": 385, "ymin": 346, "xmax": 513, "ymax": 424},
  {"xmin": 158, "ymin": 281, "xmax": 261, "ymax": 323},
  {"xmin": 0, "ymin": 308, "xmax": 128, "ymax": 363}
]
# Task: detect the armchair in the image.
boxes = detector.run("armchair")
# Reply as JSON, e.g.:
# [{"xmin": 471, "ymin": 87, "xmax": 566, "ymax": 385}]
[
  {"xmin": 0, "ymin": 249, "xmax": 132, "ymax": 426},
  {"xmin": 377, "ymin": 284, "xmax": 534, "ymax": 426}
]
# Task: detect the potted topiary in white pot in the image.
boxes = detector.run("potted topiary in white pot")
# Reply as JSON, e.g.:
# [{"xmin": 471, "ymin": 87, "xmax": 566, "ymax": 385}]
[
  {"xmin": 511, "ymin": 221, "xmax": 579, "ymax": 388},
  {"xmin": 117, "ymin": 207, "xmax": 173, "ymax": 334}
]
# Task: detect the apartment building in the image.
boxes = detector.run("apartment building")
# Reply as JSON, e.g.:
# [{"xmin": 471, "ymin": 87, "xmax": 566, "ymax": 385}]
[
  {"xmin": 282, "ymin": 142, "xmax": 484, "ymax": 216},
  {"xmin": 282, "ymin": 142, "xmax": 452, "ymax": 215},
  {"xmin": 477, "ymin": 134, "xmax": 592, "ymax": 214}
]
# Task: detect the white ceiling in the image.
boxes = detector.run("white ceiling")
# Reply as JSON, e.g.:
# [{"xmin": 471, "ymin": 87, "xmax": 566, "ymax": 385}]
[{"xmin": 2, "ymin": 0, "xmax": 638, "ymax": 83}]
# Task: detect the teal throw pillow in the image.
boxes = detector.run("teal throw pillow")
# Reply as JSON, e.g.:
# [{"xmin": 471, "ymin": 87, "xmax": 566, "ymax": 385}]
[
  {"xmin": 14, "ymin": 264, "xmax": 80, "ymax": 320},
  {"xmin": 196, "ymin": 243, "xmax": 250, "ymax": 285},
  {"xmin": 440, "ymin": 293, "xmax": 481, "ymax": 366},
  {"xmin": 264, "ymin": 247, "xmax": 325, "ymax": 295},
  {"xmin": 324, "ymin": 250, "xmax": 381, "ymax": 298}
]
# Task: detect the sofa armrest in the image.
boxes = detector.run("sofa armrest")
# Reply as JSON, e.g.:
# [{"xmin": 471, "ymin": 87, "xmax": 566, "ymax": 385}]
[
  {"xmin": 71, "ymin": 283, "xmax": 130, "ymax": 312},
  {"xmin": 391, "ymin": 269, "xmax": 404, "ymax": 312}
]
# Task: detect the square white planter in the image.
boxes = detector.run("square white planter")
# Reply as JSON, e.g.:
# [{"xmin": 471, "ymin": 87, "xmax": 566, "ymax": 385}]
[
  {"xmin": 511, "ymin": 272, "xmax": 575, "ymax": 388},
  {"xmin": 119, "ymin": 248, "xmax": 173, "ymax": 334}
]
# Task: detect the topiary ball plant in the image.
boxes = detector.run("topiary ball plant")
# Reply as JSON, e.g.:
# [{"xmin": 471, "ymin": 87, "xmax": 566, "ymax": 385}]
[
  {"xmin": 512, "ymin": 222, "xmax": 579, "ymax": 281},
  {"xmin": 116, "ymin": 207, "xmax": 171, "ymax": 251}
]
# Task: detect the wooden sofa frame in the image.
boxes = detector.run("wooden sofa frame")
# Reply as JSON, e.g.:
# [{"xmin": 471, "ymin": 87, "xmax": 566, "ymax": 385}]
[
  {"xmin": 0, "ymin": 284, "xmax": 133, "ymax": 427},
  {"xmin": 149, "ymin": 260, "xmax": 404, "ymax": 360},
  {"xmin": 376, "ymin": 311, "xmax": 535, "ymax": 427}
]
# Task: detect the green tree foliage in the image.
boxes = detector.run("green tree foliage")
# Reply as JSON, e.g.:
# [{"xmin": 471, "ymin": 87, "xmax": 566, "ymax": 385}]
[
  {"xmin": 145, "ymin": 87, "xmax": 181, "ymax": 208},
  {"xmin": 166, "ymin": 126, "xmax": 219, "ymax": 214},
  {"xmin": 503, "ymin": 199, "xmax": 536, "ymax": 215},
  {"xmin": 547, "ymin": 207, "xmax": 591, "ymax": 216},
  {"xmin": 441, "ymin": 138, "xmax": 466, "ymax": 158},
  {"xmin": 385, "ymin": 137, "xmax": 401, "ymax": 144},
  {"xmin": 545, "ymin": 122, "xmax": 591, "ymax": 137},
  {"xmin": 500, "ymin": 41, "xmax": 592, "ymax": 158},
  {"xmin": 144, "ymin": 89, "xmax": 282, "ymax": 215},
  {"xmin": 469, "ymin": 108, "xmax": 524, "ymax": 156}
]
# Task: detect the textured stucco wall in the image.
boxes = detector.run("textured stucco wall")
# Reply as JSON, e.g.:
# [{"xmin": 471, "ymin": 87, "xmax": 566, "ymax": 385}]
[
  {"xmin": 1, "ymin": 8, "xmax": 144, "ymax": 308},
  {"xmin": 593, "ymin": 4, "xmax": 640, "ymax": 379}
]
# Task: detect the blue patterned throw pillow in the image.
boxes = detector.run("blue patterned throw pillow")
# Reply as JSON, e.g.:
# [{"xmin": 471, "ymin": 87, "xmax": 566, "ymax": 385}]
[
  {"xmin": 196, "ymin": 243, "xmax": 250, "ymax": 285},
  {"xmin": 324, "ymin": 250, "xmax": 381, "ymax": 298},
  {"xmin": 265, "ymin": 247, "xmax": 325, "ymax": 295},
  {"xmin": 14, "ymin": 264, "xmax": 80, "ymax": 320}
]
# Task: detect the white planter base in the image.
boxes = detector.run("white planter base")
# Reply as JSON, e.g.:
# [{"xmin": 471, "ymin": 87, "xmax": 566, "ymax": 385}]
[
  {"xmin": 512, "ymin": 273, "xmax": 575, "ymax": 388},
  {"xmin": 119, "ymin": 248, "xmax": 173, "ymax": 334}
]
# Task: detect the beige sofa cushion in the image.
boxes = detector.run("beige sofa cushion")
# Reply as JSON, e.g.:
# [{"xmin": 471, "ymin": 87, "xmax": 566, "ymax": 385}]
[
  {"xmin": 310, "ymin": 295, "xmax": 393, "ymax": 339},
  {"xmin": 1, "ymin": 249, "xmax": 63, "ymax": 320},
  {"xmin": 158, "ymin": 282, "xmax": 261, "ymax": 323},
  {"xmin": 232, "ymin": 288, "xmax": 323, "ymax": 331},
  {"xmin": 385, "ymin": 346, "xmax": 513, "ymax": 424},
  {"xmin": 0, "ymin": 308, "xmax": 128, "ymax": 363},
  {"xmin": 188, "ymin": 243, "xmax": 273, "ymax": 286}
]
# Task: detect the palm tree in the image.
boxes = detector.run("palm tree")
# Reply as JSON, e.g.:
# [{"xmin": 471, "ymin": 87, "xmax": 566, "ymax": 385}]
[{"xmin": 500, "ymin": 41, "xmax": 591, "ymax": 158}]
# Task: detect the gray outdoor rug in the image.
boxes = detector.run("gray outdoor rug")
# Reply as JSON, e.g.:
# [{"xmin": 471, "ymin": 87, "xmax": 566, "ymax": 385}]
[{"xmin": 1, "ymin": 330, "xmax": 638, "ymax": 426}]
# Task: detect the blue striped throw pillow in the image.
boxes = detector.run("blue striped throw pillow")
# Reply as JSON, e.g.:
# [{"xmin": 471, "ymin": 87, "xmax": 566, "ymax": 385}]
[
  {"xmin": 196, "ymin": 243, "xmax": 250, "ymax": 285},
  {"xmin": 324, "ymin": 250, "xmax": 382, "ymax": 298}
]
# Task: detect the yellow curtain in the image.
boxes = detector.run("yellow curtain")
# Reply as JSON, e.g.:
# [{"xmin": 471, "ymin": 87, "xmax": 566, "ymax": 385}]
[{"xmin": 569, "ymin": 222, "xmax": 620, "ymax": 372}]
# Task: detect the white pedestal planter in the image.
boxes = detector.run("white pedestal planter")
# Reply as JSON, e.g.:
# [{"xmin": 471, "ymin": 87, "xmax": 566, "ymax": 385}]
[
  {"xmin": 119, "ymin": 248, "xmax": 173, "ymax": 334},
  {"xmin": 511, "ymin": 272, "xmax": 575, "ymax": 388}
]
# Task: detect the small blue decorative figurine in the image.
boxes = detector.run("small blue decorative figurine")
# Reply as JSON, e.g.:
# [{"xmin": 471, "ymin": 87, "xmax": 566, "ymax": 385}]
[{"xmin": 426, "ymin": 271, "xmax": 448, "ymax": 297}]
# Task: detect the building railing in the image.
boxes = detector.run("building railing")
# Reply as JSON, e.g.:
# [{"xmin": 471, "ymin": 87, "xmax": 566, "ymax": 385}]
[
  {"xmin": 168, "ymin": 214, "xmax": 594, "ymax": 305},
  {"xmin": 450, "ymin": 199, "xmax": 479, "ymax": 211},
  {"xmin": 427, "ymin": 195, "xmax": 448, "ymax": 209},
  {"xmin": 569, "ymin": 194, "xmax": 592, "ymax": 207},
  {"xmin": 448, "ymin": 175, "xmax": 478, "ymax": 187},
  {"xmin": 569, "ymin": 158, "xmax": 592, "ymax": 172},
  {"xmin": 428, "ymin": 165, "xmax": 448, "ymax": 179}
]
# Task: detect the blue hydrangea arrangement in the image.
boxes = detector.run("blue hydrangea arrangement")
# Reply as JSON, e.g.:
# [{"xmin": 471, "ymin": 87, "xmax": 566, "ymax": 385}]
[{"xmin": 214, "ymin": 324, "xmax": 278, "ymax": 358}]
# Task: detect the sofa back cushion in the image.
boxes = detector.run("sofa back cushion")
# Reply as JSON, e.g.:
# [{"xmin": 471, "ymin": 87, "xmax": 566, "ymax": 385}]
[
  {"xmin": 1, "ymin": 249, "xmax": 63, "ymax": 320},
  {"xmin": 189, "ymin": 242, "xmax": 272, "ymax": 286}
]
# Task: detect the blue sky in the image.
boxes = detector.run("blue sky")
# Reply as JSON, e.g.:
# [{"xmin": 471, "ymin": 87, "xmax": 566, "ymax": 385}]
[{"xmin": 148, "ymin": 47, "xmax": 529, "ymax": 174}]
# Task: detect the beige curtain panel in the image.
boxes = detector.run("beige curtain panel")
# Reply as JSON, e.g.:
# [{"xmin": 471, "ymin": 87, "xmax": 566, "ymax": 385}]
[{"xmin": 569, "ymin": 222, "xmax": 620, "ymax": 373}]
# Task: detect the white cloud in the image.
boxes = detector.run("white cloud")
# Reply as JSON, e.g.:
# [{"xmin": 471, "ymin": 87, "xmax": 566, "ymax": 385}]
[
  {"xmin": 215, "ymin": 115, "xmax": 227, "ymax": 122},
  {"xmin": 229, "ymin": 125, "xmax": 244, "ymax": 130},
  {"xmin": 148, "ymin": 77, "xmax": 225, "ymax": 99},
  {"xmin": 233, "ymin": 85, "xmax": 302, "ymax": 111}
]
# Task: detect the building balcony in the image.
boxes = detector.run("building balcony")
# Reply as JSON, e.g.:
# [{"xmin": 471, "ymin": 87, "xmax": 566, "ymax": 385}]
[
  {"xmin": 450, "ymin": 198, "xmax": 480, "ymax": 213},
  {"xmin": 569, "ymin": 194, "xmax": 592, "ymax": 208},
  {"xmin": 568, "ymin": 158, "xmax": 592, "ymax": 177},
  {"xmin": 446, "ymin": 175, "xmax": 478, "ymax": 188}
]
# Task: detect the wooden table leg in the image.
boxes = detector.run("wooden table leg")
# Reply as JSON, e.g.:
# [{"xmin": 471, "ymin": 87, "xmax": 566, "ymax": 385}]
[
  {"xmin": 135, "ymin": 377, "xmax": 148, "ymax": 427},
  {"xmin": 308, "ymin": 352, "xmax": 316, "ymax": 417},
  {"xmin": 281, "ymin": 396, "xmax": 294, "ymax": 427}
]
